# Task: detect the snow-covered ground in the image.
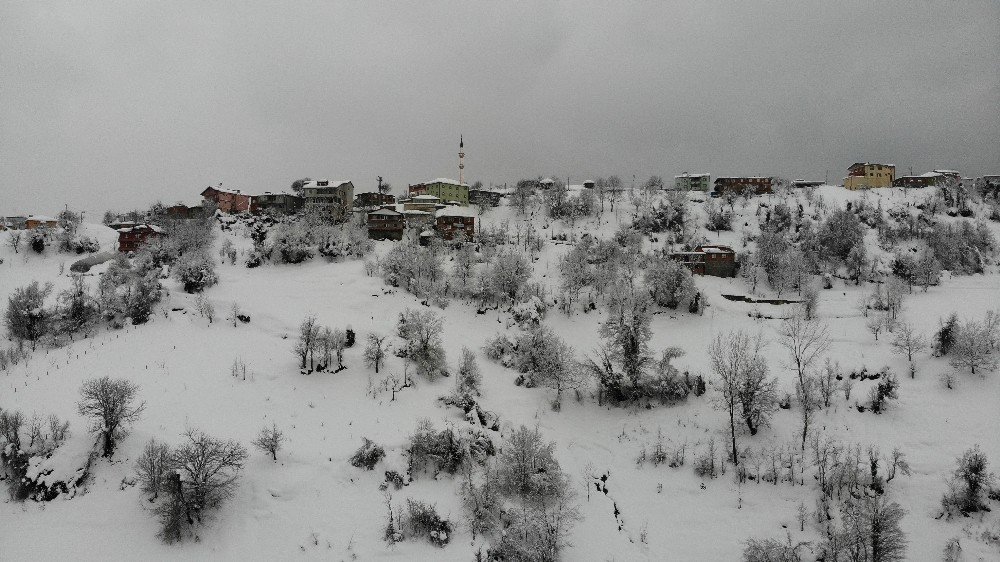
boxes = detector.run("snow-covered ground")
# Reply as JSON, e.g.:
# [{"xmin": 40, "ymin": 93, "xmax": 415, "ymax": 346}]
[{"xmin": 2, "ymin": 186, "xmax": 999, "ymax": 560}]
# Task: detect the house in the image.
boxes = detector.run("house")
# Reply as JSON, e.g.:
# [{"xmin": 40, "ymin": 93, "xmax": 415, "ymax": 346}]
[
  {"xmin": 713, "ymin": 177, "xmax": 773, "ymax": 196},
  {"xmin": 408, "ymin": 178, "xmax": 469, "ymax": 206},
  {"xmin": 469, "ymin": 188, "xmax": 502, "ymax": 207},
  {"xmin": 791, "ymin": 179, "xmax": 824, "ymax": 189},
  {"xmin": 933, "ymin": 169, "xmax": 961, "ymax": 182},
  {"xmin": 539, "ymin": 178, "xmax": 556, "ymax": 189},
  {"xmin": 367, "ymin": 208, "xmax": 405, "ymax": 241},
  {"xmin": 117, "ymin": 224, "xmax": 165, "ymax": 253},
  {"xmin": 892, "ymin": 172, "xmax": 942, "ymax": 188},
  {"xmin": 354, "ymin": 192, "xmax": 396, "ymax": 210},
  {"xmin": 301, "ymin": 179, "xmax": 354, "ymax": 221},
  {"xmin": 402, "ymin": 194, "xmax": 442, "ymax": 213},
  {"xmin": 201, "ymin": 186, "xmax": 251, "ymax": 214},
  {"xmin": 251, "ymin": 192, "xmax": 304, "ymax": 215},
  {"xmin": 435, "ymin": 206, "xmax": 476, "ymax": 241},
  {"xmin": 4, "ymin": 216, "xmax": 27, "ymax": 230},
  {"xmin": 670, "ymin": 244, "xmax": 737, "ymax": 277},
  {"xmin": 843, "ymin": 163, "xmax": 895, "ymax": 190},
  {"xmin": 165, "ymin": 204, "xmax": 205, "ymax": 220},
  {"xmin": 675, "ymin": 173, "xmax": 711, "ymax": 191},
  {"xmin": 25, "ymin": 215, "xmax": 59, "ymax": 230}
]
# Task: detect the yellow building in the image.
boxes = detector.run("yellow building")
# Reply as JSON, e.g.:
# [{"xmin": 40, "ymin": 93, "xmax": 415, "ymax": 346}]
[{"xmin": 843, "ymin": 162, "xmax": 895, "ymax": 190}]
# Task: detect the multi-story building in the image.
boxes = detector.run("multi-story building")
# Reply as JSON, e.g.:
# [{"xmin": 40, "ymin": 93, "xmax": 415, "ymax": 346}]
[
  {"xmin": 301, "ymin": 179, "xmax": 354, "ymax": 221},
  {"xmin": 791, "ymin": 180, "xmax": 824, "ymax": 189},
  {"xmin": 354, "ymin": 192, "xmax": 396, "ymax": 210},
  {"xmin": 117, "ymin": 224, "xmax": 165, "ymax": 253},
  {"xmin": 675, "ymin": 173, "xmax": 711, "ymax": 191},
  {"xmin": 251, "ymin": 192, "xmax": 304, "ymax": 215},
  {"xmin": 408, "ymin": 178, "xmax": 469, "ymax": 206},
  {"xmin": 469, "ymin": 188, "xmax": 503, "ymax": 207},
  {"xmin": 201, "ymin": 186, "xmax": 252, "ymax": 213},
  {"xmin": 713, "ymin": 177, "xmax": 773, "ymax": 196},
  {"xmin": 367, "ymin": 208, "xmax": 405, "ymax": 241},
  {"xmin": 669, "ymin": 244, "xmax": 737, "ymax": 277},
  {"xmin": 892, "ymin": 172, "xmax": 941, "ymax": 188},
  {"xmin": 435, "ymin": 206, "xmax": 476, "ymax": 241},
  {"xmin": 25, "ymin": 215, "xmax": 59, "ymax": 229},
  {"xmin": 843, "ymin": 163, "xmax": 895, "ymax": 190}
]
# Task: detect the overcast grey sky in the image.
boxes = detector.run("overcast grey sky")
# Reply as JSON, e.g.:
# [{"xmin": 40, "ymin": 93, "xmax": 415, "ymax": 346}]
[{"xmin": 2, "ymin": 1, "xmax": 998, "ymax": 215}]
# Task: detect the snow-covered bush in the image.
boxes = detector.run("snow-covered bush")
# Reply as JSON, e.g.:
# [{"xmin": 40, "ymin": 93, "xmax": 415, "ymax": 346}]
[
  {"xmin": 349, "ymin": 437, "xmax": 385, "ymax": 470},
  {"xmin": 486, "ymin": 425, "xmax": 578, "ymax": 561},
  {"xmin": 867, "ymin": 372, "xmax": 898, "ymax": 414},
  {"xmin": 942, "ymin": 445, "xmax": 995, "ymax": 515},
  {"xmin": 173, "ymin": 251, "xmax": 218, "ymax": 293},
  {"xmin": 497, "ymin": 425, "xmax": 565, "ymax": 501},
  {"xmin": 403, "ymin": 499, "xmax": 452, "ymax": 547},
  {"xmin": 29, "ymin": 228, "xmax": 47, "ymax": 253},
  {"xmin": 479, "ymin": 249, "xmax": 531, "ymax": 304},
  {"xmin": 646, "ymin": 256, "xmax": 697, "ymax": 310},
  {"xmin": 742, "ymin": 535, "xmax": 802, "ymax": 562},
  {"xmin": 396, "ymin": 308, "xmax": 447, "ymax": 379},
  {"xmin": 407, "ymin": 419, "xmax": 466, "ymax": 477},
  {"xmin": 511, "ymin": 296, "xmax": 546, "ymax": 326},
  {"xmin": 56, "ymin": 275, "xmax": 99, "ymax": 336},
  {"xmin": 705, "ymin": 198, "xmax": 733, "ymax": 232},
  {"xmin": 272, "ymin": 222, "xmax": 313, "ymax": 264},
  {"xmin": 4, "ymin": 281, "xmax": 53, "ymax": 350}
]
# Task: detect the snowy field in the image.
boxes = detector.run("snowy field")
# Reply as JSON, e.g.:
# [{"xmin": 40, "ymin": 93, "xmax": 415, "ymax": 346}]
[{"xmin": 2, "ymin": 185, "xmax": 999, "ymax": 560}]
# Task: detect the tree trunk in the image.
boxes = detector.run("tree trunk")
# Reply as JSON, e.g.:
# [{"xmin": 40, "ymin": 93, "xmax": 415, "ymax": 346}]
[{"xmin": 729, "ymin": 407, "xmax": 738, "ymax": 465}]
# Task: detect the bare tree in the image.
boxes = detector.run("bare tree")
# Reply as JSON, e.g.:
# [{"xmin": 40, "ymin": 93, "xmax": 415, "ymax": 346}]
[
  {"xmin": 77, "ymin": 376, "xmax": 145, "ymax": 457},
  {"xmin": 8, "ymin": 231, "xmax": 23, "ymax": 254},
  {"xmin": 778, "ymin": 314, "xmax": 830, "ymax": 390},
  {"xmin": 949, "ymin": 320, "xmax": 998, "ymax": 376},
  {"xmin": 797, "ymin": 375, "xmax": 819, "ymax": 451},
  {"xmin": 294, "ymin": 315, "xmax": 319, "ymax": 370},
  {"xmin": 364, "ymin": 333, "xmax": 388, "ymax": 374},
  {"xmin": 135, "ymin": 438, "xmax": 172, "ymax": 500},
  {"xmin": 867, "ymin": 313, "xmax": 888, "ymax": 341},
  {"xmin": 890, "ymin": 321, "xmax": 927, "ymax": 366},
  {"xmin": 171, "ymin": 428, "xmax": 248, "ymax": 518},
  {"xmin": 709, "ymin": 330, "xmax": 775, "ymax": 466},
  {"xmin": 252, "ymin": 423, "xmax": 285, "ymax": 461}
]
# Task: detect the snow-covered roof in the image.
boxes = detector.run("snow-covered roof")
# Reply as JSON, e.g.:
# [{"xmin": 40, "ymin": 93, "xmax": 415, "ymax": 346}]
[
  {"xmin": 303, "ymin": 179, "xmax": 351, "ymax": 189},
  {"xmin": 403, "ymin": 210, "xmax": 431, "ymax": 216},
  {"xmin": 202, "ymin": 186, "xmax": 247, "ymax": 196},
  {"xmin": 849, "ymin": 162, "xmax": 895, "ymax": 169},
  {"xmin": 368, "ymin": 208, "xmax": 402, "ymax": 216},
  {"xmin": 117, "ymin": 223, "xmax": 164, "ymax": 234},
  {"xmin": 675, "ymin": 173, "xmax": 710, "ymax": 179},
  {"xmin": 27, "ymin": 215, "xmax": 57, "ymax": 222},
  {"xmin": 540, "ymin": 178, "xmax": 555, "ymax": 184},
  {"xmin": 933, "ymin": 169, "xmax": 960, "ymax": 175},
  {"xmin": 412, "ymin": 194, "xmax": 441, "ymax": 201},
  {"xmin": 436, "ymin": 206, "xmax": 477, "ymax": 218},
  {"xmin": 423, "ymin": 178, "xmax": 469, "ymax": 187},
  {"xmin": 256, "ymin": 190, "xmax": 299, "ymax": 197}
]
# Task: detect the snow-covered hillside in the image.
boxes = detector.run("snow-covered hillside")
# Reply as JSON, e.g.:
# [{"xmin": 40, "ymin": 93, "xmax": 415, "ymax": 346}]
[{"xmin": 2, "ymin": 185, "xmax": 1000, "ymax": 560}]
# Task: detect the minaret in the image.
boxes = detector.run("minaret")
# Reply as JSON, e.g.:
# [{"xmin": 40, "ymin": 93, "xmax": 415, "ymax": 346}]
[{"xmin": 458, "ymin": 135, "xmax": 465, "ymax": 185}]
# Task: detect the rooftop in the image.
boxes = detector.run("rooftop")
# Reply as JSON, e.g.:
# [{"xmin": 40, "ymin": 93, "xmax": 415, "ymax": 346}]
[
  {"xmin": 420, "ymin": 178, "xmax": 469, "ymax": 187},
  {"xmin": 436, "ymin": 206, "xmax": 477, "ymax": 218},
  {"xmin": 302, "ymin": 179, "xmax": 352, "ymax": 189}
]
